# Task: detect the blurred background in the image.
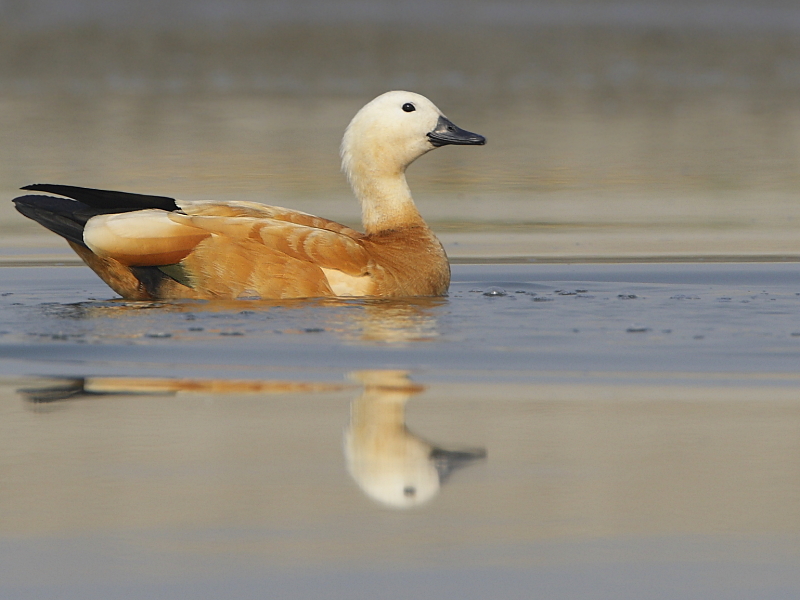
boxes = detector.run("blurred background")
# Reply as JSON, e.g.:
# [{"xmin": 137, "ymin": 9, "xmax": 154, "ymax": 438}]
[{"xmin": 2, "ymin": 0, "xmax": 800, "ymax": 259}]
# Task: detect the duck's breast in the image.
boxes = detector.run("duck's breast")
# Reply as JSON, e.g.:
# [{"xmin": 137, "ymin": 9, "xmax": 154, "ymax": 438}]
[{"xmin": 363, "ymin": 227, "xmax": 450, "ymax": 297}]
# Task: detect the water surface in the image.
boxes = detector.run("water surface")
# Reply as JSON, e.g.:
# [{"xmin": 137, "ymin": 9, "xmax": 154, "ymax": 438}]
[
  {"xmin": 3, "ymin": 2, "xmax": 800, "ymax": 597},
  {"xmin": 2, "ymin": 263, "xmax": 800, "ymax": 599}
]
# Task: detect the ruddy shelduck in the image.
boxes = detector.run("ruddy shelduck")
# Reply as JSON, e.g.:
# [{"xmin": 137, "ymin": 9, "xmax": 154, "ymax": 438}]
[{"xmin": 13, "ymin": 91, "xmax": 485, "ymax": 300}]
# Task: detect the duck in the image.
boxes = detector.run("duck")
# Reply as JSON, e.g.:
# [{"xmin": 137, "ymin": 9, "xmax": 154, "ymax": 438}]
[{"xmin": 13, "ymin": 91, "xmax": 485, "ymax": 300}]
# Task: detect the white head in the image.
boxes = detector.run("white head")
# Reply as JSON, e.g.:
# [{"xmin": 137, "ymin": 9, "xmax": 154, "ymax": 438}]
[
  {"xmin": 340, "ymin": 91, "xmax": 485, "ymax": 232},
  {"xmin": 341, "ymin": 91, "xmax": 484, "ymax": 176}
]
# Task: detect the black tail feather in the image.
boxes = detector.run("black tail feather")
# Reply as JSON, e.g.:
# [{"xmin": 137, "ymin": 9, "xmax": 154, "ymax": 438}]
[
  {"xmin": 13, "ymin": 195, "xmax": 92, "ymax": 246},
  {"xmin": 14, "ymin": 184, "xmax": 181, "ymax": 247},
  {"xmin": 21, "ymin": 184, "xmax": 179, "ymax": 212},
  {"xmin": 13, "ymin": 184, "xmax": 189, "ymax": 297}
]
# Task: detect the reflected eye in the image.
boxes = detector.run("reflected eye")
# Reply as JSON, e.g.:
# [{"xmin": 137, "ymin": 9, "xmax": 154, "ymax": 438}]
[{"xmin": 402, "ymin": 103, "xmax": 416, "ymax": 113}]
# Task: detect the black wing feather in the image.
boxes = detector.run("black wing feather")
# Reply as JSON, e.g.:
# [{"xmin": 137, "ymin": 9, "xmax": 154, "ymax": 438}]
[
  {"xmin": 21, "ymin": 184, "xmax": 179, "ymax": 212},
  {"xmin": 14, "ymin": 184, "xmax": 180, "ymax": 248}
]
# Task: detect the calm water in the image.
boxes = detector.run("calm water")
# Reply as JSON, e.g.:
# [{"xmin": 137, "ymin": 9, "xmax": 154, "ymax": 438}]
[
  {"xmin": 3, "ymin": 1, "xmax": 800, "ymax": 598},
  {"xmin": 2, "ymin": 263, "xmax": 800, "ymax": 599}
]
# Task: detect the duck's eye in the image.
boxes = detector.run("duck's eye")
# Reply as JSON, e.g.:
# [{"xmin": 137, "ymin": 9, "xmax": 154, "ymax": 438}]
[{"xmin": 402, "ymin": 103, "xmax": 416, "ymax": 113}]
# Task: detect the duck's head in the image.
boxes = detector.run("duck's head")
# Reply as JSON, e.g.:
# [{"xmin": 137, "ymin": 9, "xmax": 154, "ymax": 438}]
[{"xmin": 341, "ymin": 91, "xmax": 485, "ymax": 179}]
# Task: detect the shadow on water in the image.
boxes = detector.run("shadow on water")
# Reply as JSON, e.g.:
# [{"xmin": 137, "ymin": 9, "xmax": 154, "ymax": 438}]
[{"xmin": 17, "ymin": 369, "xmax": 486, "ymax": 509}]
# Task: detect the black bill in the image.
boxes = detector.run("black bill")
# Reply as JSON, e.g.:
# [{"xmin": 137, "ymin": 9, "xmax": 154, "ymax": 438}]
[{"xmin": 427, "ymin": 115, "xmax": 486, "ymax": 147}]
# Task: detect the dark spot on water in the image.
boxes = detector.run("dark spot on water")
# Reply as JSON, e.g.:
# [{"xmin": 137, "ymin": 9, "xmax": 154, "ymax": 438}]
[
  {"xmin": 188, "ymin": 327, "xmax": 204, "ymax": 332},
  {"xmin": 304, "ymin": 328, "xmax": 325, "ymax": 333},
  {"xmin": 403, "ymin": 486, "xmax": 416, "ymax": 497},
  {"xmin": 671, "ymin": 295, "xmax": 700, "ymax": 300},
  {"xmin": 558, "ymin": 291, "xmax": 577, "ymax": 296},
  {"xmin": 791, "ymin": 332, "xmax": 800, "ymax": 337},
  {"xmin": 626, "ymin": 326, "xmax": 650, "ymax": 333},
  {"xmin": 693, "ymin": 335, "xmax": 705, "ymax": 340},
  {"xmin": 532, "ymin": 297, "xmax": 553, "ymax": 302},
  {"xmin": 483, "ymin": 287, "xmax": 507, "ymax": 297},
  {"xmin": 618, "ymin": 294, "xmax": 638, "ymax": 299},
  {"xmin": 146, "ymin": 332, "xmax": 172, "ymax": 338},
  {"xmin": 185, "ymin": 314, "xmax": 196, "ymax": 321},
  {"xmin": 662, "ymin": 329, "xmax": 672, "ymax": 334},
  {"xmin": 220, "ymin": 331, "xmax": 244, "ymax": 336},
  {"xmin": 717, "ymin": 297, "xmax": 732, "ymax": 302},
  {"xmin": 1, "ymin": 292, "xmax": 12, "ymax": 297}
]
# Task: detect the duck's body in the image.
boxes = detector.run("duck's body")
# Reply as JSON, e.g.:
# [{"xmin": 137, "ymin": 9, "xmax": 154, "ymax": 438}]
[{"xmin": 13, "ymin": 91, "xmax": 484, "ymax": 300}]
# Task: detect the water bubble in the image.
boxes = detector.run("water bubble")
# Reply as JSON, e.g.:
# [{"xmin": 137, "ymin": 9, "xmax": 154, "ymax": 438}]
[{"xmin": 483, "ymin": 287, "xmax": 507, "ymax": 297}]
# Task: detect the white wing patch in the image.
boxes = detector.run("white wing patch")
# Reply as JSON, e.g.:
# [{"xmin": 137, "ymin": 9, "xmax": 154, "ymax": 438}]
[{"xmin": 83, "ymin": 209, "xmax": 209, "ymax": 266}]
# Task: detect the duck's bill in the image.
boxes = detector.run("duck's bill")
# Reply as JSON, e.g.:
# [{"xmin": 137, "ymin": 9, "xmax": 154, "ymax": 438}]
[
  {"xmin": 427, "ymin": 116, "xmax": 486, "ymax": 147},
  {"xmin": 430, "ymin": 447, "xmax": 487, "ymax": 481}
]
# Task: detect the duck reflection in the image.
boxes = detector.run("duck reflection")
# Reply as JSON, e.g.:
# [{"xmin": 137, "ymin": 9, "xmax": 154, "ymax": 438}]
[
  {"xmin": 345, "ymin": 370, "xmax": 486, "ymax": 509},
  {"xmin": 18, "ymin": 370, "xmax": 485, "ymax": 508},
  {"xmin": 334, "ymin": 298, "xmax": 445, "ymax": 344},
  {"xmin": 42, "ymin": 294, "xmax": 444, "ymax": 344},
  {"xmin": 17, "ymin": 376, "xmax": 348, "ymax": 402}
]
